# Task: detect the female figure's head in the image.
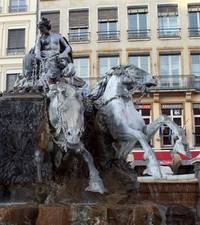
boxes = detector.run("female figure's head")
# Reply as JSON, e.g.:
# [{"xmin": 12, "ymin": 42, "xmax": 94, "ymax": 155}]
[{"xmin": 37, "ymin": 17, "xmax": 51, "ymax": 34}]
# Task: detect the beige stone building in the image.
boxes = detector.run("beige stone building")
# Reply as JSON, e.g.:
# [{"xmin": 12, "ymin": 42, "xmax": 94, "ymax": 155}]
[
  {"xmin": 0, "ymin": 0, "xmax": 197, "ymax": 155},
  {"xmin": 39, "ymin": 0, "xmax": 200, "ymax": 153},
  {"xmin": 0, "ymin": 0, "xmax": 37, "ymax": 91}
]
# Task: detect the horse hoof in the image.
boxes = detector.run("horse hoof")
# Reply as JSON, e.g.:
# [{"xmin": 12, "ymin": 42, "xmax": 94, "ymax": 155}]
[
  {"xmin": 143, "ymin": 167, "xmax": 162, "ymax": 179},
  {"xmin": 85, "ymin": 180, "xmax": 107, "ymax": 194}
]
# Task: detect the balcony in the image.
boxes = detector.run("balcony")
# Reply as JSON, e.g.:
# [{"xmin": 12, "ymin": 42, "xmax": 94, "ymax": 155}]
[
  {"xmin": 8, "ymin": 5, "xmax": 27, "ymax": 13},
  {"xmin": 97, "ymin": 31, "xmax": 120, "ymax": 41},
  {"xmin": 68, "ymin": 32, "xmax": 90, "ymax": 43},
  {"xmin": 127, "ymin": 29, "xmax": 150, "ymax": 40},
  {"xmin": 158, "ymin": 28, "xmax": 181, "ymax": 38},
  {"xmin": 189, "ymin": 28, "xmax": 200, "ymax": 37},
  {"xmin": 75, "ymin": 75, "xmax": 200, "ymax": 92},
  {"xmin": 7, "ymin": 47, "xmax": 26, "ymax": 55},
  {"xmin": 152, "ymin": 75, "xmax": 200, "ymax": 91}
]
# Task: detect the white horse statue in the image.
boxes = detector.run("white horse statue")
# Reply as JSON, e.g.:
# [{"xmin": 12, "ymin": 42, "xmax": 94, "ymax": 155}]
[
  {"xmin": 35, "ymin": 81, "xmax": 106, "ymax": 194},
  {"xmin": 88, "ymin": 65, "xmax": 191, "ymax": 179}
]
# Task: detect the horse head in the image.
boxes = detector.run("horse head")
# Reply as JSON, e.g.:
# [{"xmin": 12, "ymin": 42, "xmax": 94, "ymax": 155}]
[
  {"xmin": 48, "ymin": 82, "xmax": 84, "ymax": 151},
  {"xmin": 125, "ymin": 65, "xmax": 157, "ymax": 88},
  {"xmin": 108, "ymin": 65, "xmax": 157, "ymax": 93},
  {"xmin": 96, "ymin": 65, "xmax": 157, "ymax": 100}
]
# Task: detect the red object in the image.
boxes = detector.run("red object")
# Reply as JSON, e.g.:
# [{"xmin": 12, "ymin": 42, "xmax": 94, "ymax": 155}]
[{"xmin": 133, "ymin": 149, "xmax": 200, "ymax": 165}]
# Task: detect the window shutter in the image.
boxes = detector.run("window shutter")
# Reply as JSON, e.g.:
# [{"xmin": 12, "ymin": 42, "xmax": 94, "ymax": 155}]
[
  {"xmin": 129, "ymin": 52, "xmax": 150, "ymax": 57},
  {"xmin": 188, "ymin": 5, "xmax": 200, "ymax": 12},
  {"xmin": 128, "ymin": 6, "xmax": 148, "ymax": 14},
  {"xmin": 8, "ymin": 29, "xmax": 25, "ymax": 49},
  {"xmin": 98, "ymin": 8, "xmax": 118, "ymax": 21},
  {"xmin": 41, "ymin": 11, "xmax": 60, "ymax": 33},
  {"xmin": 159, "ymin": 52, "xmax": 180, "ymax": 56},
  {"xmin": 69, "ymin": 9, "xmax": 89, "ymax": 28},
  {"xmin": 194, "ymin": 104, "xmax": 200, "ymax": 109},
  {"xmin": 158, "ymin": 5, "xmax": 178, "ymax": 16}
]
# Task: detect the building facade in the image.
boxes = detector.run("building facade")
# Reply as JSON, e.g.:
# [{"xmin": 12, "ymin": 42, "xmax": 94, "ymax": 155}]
[
  {"xmin": 0, "ymin": 0, "xmax": 199, "ymax": 157},
  {"xmin": 0, "ymin": 0, "xmax": 37, "ymax": 91},
  {"xmin": 39, "ymin": 0, "xmax": 200, "ymax": 154}
]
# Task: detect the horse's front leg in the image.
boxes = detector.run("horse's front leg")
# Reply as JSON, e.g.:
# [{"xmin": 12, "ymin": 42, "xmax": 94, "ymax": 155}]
[
  {"xmin": 124, "ymin": 128, "xmax": 162, "ymax": 179},
  {"xmin": 78, "ymin": 145, "xmax": 107, "ymax": 194},
  {"xmin": 146, "ymin": 115, "xmax": 191, "ymax": 158}
]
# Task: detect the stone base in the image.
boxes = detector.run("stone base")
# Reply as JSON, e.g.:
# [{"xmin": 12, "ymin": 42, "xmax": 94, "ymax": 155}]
[
  {"xmin": 0, "ymin": 202, "xmax": 199, "ymax": 225},
  {"xmin": 0, "ymin": 181, "xmax": 199, "ymax": 225}
]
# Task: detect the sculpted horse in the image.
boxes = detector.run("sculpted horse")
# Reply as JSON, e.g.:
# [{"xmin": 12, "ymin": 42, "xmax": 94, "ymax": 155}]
[
  {"xmin": 35, "ymin": 81, "xmax": 106, "ymax": 194},
  {"xmin": 88, "ymin": 65, "xmax": 191, "ymax": 179}
]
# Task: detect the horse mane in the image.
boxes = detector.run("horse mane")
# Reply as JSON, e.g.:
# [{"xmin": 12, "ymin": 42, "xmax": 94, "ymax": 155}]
[
  {"xmin": 87, "ymin": 65, "xmax": 148, "ymax": 101},
  {"xmin": 88, "ymin": 65, "xmax": 129, "ymax": 101},
  {"xmin": 87, "ymin": 76, "xmax": 110, "ymax": 101}
]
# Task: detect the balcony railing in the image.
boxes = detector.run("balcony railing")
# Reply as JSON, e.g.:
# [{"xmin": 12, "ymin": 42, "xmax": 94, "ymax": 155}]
[
  {"xmin": 97, "ymin": 31, "xmax": 120, "ymax": 41},
  {"xmin": 189, "ymin": 28, "xmax": 200, "ymax": 37},
  {"xmin": 7, "ymin": 47, "xmax": 26, "ymax": 55},
  {"xmin": 193, "ymin": 133, "xmax": 200, "ymax": 146},
  {"xmin": 8, "ymin": 5, "xmax": 27, "ymax": 13},
  {"xmin": 127, "ymin": 29, "xmax": 150, "ymax": 39},
  {"xmin": 158, "ymin": 28, "xmax": 181, "ymax": 38},
  {"xmin": 68, "ymin": 32, "xmax": 90, "ymax": 43},
  {"xmin": 152, "ymin": 75, "xmax": 200, "ymax": 91},
  {"xmin": 71, "ymin": 75, "xmax": 200, "ymax": 92}
]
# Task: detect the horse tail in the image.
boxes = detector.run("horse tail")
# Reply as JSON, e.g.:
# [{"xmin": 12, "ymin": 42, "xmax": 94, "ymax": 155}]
[{"xmin": 87, "ymin": 76, "xmax": 109, "ymax": 101}]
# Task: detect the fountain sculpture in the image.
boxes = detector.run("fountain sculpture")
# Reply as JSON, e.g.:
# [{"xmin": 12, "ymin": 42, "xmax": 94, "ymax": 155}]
[{"xmin": 0, "ymin": 17, "xmax": 199, "ymax": 224}]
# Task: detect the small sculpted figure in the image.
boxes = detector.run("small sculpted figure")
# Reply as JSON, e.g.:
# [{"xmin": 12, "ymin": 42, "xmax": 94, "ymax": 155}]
[
  {"xmin": 14, "ymin": 17, "xmax": 76, "ymax": 92},
  {"xmin": 35, "ymin": 17, "xmax": 75, "ymax": 87}
]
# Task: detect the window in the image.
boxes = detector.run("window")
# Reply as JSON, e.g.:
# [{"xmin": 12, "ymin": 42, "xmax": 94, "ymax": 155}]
[
  {"xmin": 98, "ymin": 7, "xmax": 119, "ymax": 40},
  {"xmin": 41, "ymin": 11, "xmax": 60, "ymax": 33},
  {"xmin": 135, "ymin": 105, "xmax": 152, "ymax": 147},
  {"xmin": 159, "ymin": 53, "xmax": 181, "ymax": 88},
  {"xmin": 69, "ymin": 9, "xmax": 89, "ymax": 42},
  {"xmin": 160, "ymin": 53, "xmax": 180, "ymax": 76},
  {"xmin": 161, "ymin": 104, "xmax": 183, "ymax": 146},
  {"xmin": 6, "ymin": 73, "xmax": 18, "ymax": 91},
  {"xmin": 188, "ymin": 5, "xmax": 200, "ymax": 36},
  {"xmin": 99, "ymin": 55, "xmax": 119, "ymax": 76},
  {"xmin": 74, "ymin": 57, "xmax": 89, "ymax": 80},
  {"xmin": 9, "ymin": 0, "xmax": 27, "ymax": 12},
  {"xmin": 193, "ymin": 104, "xmax": 200, "ymax": 146},
  {"xmin": 191, "ymin": 53, "xmax": 200, "ymax": 76},
  {"xmin": 158, "ymin": 4, "xmax": 180, "ymax": 37},
  {"xmin": 129, "ymin": 53, "xmax": 150, "ymax": 72},
  {"xmin": 7, "ymin": 28, "xmax": 25, "ymax": 55},
  {"xmin": 127, "ymin": 6, "xmax": 149, "ymax": 39},
  {"xmin": 136, "ymin": 105, "xmax": 151, "ymax": 125},
  {"xmin": 0, "ymin": 0, "xmax": 2, "ymax": 13}
]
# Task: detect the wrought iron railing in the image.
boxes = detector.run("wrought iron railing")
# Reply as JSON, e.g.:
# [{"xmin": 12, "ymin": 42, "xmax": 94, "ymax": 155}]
[
  {"xmin": 127, "ymin": 29, "xmax": 150, "ymax": 39},
  {"xmin": 152, "ymin": 75, "xmax": 200, "ymax": 90},
  {"xmin": 188, "ymin": 28, "xmax": 200, "ymax": 37},
  {"xmin": 158, "ymin": 28, "xmax": 181, "ymax": 38},
  {"xmin": 193, "ymin": 133, "xmax": 200, "ymax": 146},
  {"xmin": 68, "ymin": 32, "xmax": 90, "ymax": 42},
  {"xmin": 7, "ymin": 47, "xmax": 26, "ymax": 55},
  {"xmin": 79, "ymin": 75, "xmax": 200, "ymax": 91},
  {"xmin": 8, "ymin": 5, "xmax": 27, "ymax": 13},
  {"xmin": 97, "ymin": 31, "xmax": 120, "ymax": 41}
]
